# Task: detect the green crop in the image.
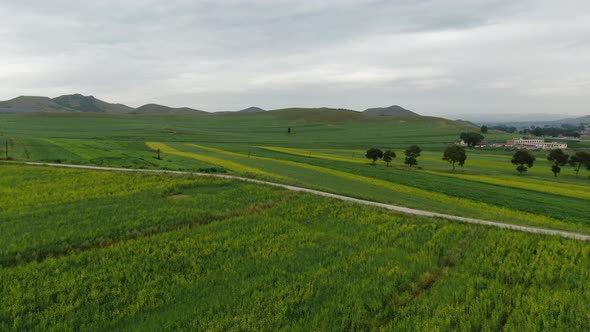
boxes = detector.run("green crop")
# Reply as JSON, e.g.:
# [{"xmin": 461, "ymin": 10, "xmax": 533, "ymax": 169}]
[{"xmin": 1, "ymin": 165, "xmax": 589, "ymax": 331}]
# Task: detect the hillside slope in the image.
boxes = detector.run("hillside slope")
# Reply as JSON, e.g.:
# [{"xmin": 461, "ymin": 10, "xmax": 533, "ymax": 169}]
[
  {"xmin": 53, "ymin": 94, "xmax": 134, "ymax": 113},
  {"xmin": 363, "ymin": 105, "xmax": 419, "ymax": 116},
  {"xmin": 0, "ymin": 94, "xmax": 134, "ymax": 113},
  {"xmin": 0, "ymin": 96, "xmax": 74, "ymax": 112},
  {"xmin": 237, "ymin": 106, "xmax": 266, "ymax": 113},
  {"xmin": 558, "ymin": 115, "xmax": 590, "ymax": 125},
  {"xmin": 269, "ymin": 107, "xmax": 364, "ymax": 122},
  {"xmin": 132, "ymin": 104, "xmax": 208, "ymax": 115}
]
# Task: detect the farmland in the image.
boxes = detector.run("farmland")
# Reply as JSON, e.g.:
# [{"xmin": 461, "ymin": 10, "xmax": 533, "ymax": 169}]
[
  {"xmin": 1, "ymin": 111, "xmax": 590, "ymax": 234},
  {"xmin": 1, "ymin": 165, "xmax": 590, "ymax": 331},
  {"xmin": 1, "ymin": 110, "xmax": 590, "ymax": 329}
]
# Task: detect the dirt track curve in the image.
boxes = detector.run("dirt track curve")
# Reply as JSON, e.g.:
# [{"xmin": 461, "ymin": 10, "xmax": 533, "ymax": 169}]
[{"xmin": 25, "ymin": 162, "xmax": 590, "ymax": 241}]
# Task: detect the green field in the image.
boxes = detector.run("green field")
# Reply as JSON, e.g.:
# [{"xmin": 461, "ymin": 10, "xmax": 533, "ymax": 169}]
[
  {"xmin": 2, "ymin": 111, "xmax": 589, "ymax": 234},
  {"xmin": 2, "ymin": 111, "xmax": 590, "ymax": 329},
  {"xmin": 1, "ymin": 165, "xmax": 589, "ymax": 331}
]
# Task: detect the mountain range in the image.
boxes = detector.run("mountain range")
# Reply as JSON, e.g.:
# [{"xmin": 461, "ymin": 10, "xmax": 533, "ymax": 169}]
[{"xmin": 0, "ymin": 94, "xmax": 421, "ymax": 117}]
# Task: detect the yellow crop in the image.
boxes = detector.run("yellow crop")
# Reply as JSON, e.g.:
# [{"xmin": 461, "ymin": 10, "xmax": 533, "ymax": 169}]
[
  {"xmin": 424, "ymin": 171, "xmax": 590, "ymax": 200},
  {"xmin": 259, "ymin": 146, "xmax": 366, "ymax": 164},
  {"xmin": 146, "ymin": 142, "xmax": 282, "ymax": 180},
  {"xmin": 186, "ymin": 144, "xmax": 571, "ymax": 230}
]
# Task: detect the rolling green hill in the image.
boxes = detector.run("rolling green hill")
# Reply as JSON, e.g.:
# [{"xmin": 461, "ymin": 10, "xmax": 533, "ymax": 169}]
[
  {"xmin": 0, "ymin": 94, "xmax": 134, "ymax": 113},
  {"xmin": 132, "ymin": 103, "xmax": 208, "ymax": 115},
  {"xmin": 363, "ymin": 105, "xmax": 419, "ymax": 116},
  {"xmin": 237, "ymin": 106, "xmax": 266, "ymax": 113},
  {"xmin": 0, "ymin": 96, "xmax": 74, "ymax": 112},
  {"xmin": 52, "ymin": 94, "xmax": 134, "ymax": 113}
]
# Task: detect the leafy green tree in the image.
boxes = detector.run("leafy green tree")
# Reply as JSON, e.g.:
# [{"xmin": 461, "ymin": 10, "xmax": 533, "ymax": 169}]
[
  {"xmin": 443, "ymin": 145, "xmax": 467, "ymax": 171},
  {"xmin": 569, "ymin": 151, "xmax": 590, "ymax": 178},
  {"xmin": 365, "ymin": 148, "xmax": 383, "ymax": 165},
  {"xmin": 511, "ymin": 150, "xmax": 535, "ymax": 175},
  {"xmin": 404, "ymin": 145, "xmax": 422, "ymax": 168},
  {"xmin": 460, "ymin": 132, "xmax": 485, "ymax": 147},
  {"xmin": 481, "ymin": 125, "xmax": 488, "ymax": 133},
  {"xmin": 547, "ymin": 149, "xmax": 569, "ymax": 177},
  {"xmin": 383, "ymin": 150, "xmax": 396, "ymax": 167}
]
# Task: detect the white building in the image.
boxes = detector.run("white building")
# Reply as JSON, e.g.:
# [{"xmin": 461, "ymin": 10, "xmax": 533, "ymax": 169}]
[
  {"xmin": 543, "ymin": 142, "xmax": 568, "ymax": 149},
  {"xmin": 506, "ymin": 138, "xmax": 567, "ymax": 150}
]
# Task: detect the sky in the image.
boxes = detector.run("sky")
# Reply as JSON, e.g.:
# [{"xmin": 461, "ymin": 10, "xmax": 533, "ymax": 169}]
[{"xmin": 1, "ymin": 0, "xmax": 589, "ymax": 119}]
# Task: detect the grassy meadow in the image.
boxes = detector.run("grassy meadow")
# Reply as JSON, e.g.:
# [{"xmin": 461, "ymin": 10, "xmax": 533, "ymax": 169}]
[
  {"xmin": 1, "ymin": 165, "xmax": 589, "ymax": 331},
  {"xmin": 1, "ymin": 110, "xmax": 590, "ymax": 329}
]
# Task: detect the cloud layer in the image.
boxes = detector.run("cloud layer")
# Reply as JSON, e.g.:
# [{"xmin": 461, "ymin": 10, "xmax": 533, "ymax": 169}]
[{"xmin": 1, "ymin": 0, "xmax": 589, "ymax": 117}]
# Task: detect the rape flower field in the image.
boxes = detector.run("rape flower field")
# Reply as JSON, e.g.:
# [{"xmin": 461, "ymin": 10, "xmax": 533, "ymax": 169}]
[
  {"xmin": 2, "ymin": 110, "xmax": 590, "ymax": 330},
  {"xmin": 139, "ymin": 142, "xmax": 588, "ymax": 234},
  {"xmin": 1, "ymin": 165, "xmax": 589, "ymax": 331}
]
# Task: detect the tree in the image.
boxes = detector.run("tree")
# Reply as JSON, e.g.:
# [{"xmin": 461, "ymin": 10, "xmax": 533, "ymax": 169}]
[
  {"xmin": 547, "ymin": 149, "xmax": 569, "ymax": 177},
  {"xmin": 443, "ymin": 145, "xmax": 467, "ymax": 171},
  {"xmin": 569, "ymin": 151, "xmax": 590, "ymax": 178},
  {"xmin": 365, "ymin": 148, "xmax": 383, "ymax": 165},
  {"xmin": 460, "ymin": 132, "xmax": 485, "ymax": 147},
  {"xmin": 383, "ymin": 150, "xmax": 396, "ymax": 167},
  {"xmin": 481, "ymin": 125, "xmax": 488, "ymax": 134},
  {"xmin": 511, "ymin": 150, "xmax": 535, "ymax": 175},
  {"xmin": 404, "ymin": 145, "xmax": 422, "ymax": 168},
  {"xmin": 287, "ymin": 127, "xmax": 291, "ymax": 134}
]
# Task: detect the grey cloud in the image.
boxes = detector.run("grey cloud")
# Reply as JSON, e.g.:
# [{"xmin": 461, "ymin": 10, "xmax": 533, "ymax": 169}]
[{"xmin": 1, "ymin": 0, "xmax": 589, "ymax": 116}]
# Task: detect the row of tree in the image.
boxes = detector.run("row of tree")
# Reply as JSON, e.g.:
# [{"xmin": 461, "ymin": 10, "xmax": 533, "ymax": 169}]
[
  {"xmin": 526, "ymin": 126, "xmax": 581, "ymax": 138},
  {"xmin": 366, "ymin": 145, "xmax": 590, "ymax": 178},
  {"xmin": 487, "ymin": 123, "xmax": 586, "ymax": 135},
  {"xmin": 547, "ymin": 150, "xmax": 590, "ymax": 177},
  {"xmin": 508, "ymin": 149, "xmax": 590, "ymax": 177},
  {"xmin": 365, "ymin": 145, "xmax": 423, "ymax": 167},
  {"xmin": 366, "ymin": 145, "xmax": 466, "ymax": 170}
]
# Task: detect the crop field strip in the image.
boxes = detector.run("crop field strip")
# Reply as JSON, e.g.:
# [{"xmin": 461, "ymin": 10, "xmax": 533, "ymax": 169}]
[
  {"xmin": 0, "ymin": 165, "xmax": 297, "ymax": 268},
  {"xmin": 22, "ymin": 160, "xmax": 590, "ymax": 241},
  {"xmin": 197, "ymin": 144, "xmax": 590, "ymax": 229},
  {"xmin": 252, "ymin": 145, "xmax": 590, "ymax": 223},
  {"xmin": 315, "ymin": 147, "xmax": 588, "ymax": 179},
  {"xmin": 170, "ymin": 143, "xmax": 590, "ymax": 208},
  {"xmin": 2, "ymin": 164, "xmax": 589, "ymax": 331},
  {"xmin": 146, "ymin": 142, "xmax": 281, "ymax": 179},
  {"xmin": 260, "ymin": 146, "xmax": 590, "ymax": 200},
  {"xmin": 147, "ymin": 142, "xmax": 589, "ymax": 233},
  {"xmin": 7, "ymin": 133, "xmax": 588, "ymax": 232}
]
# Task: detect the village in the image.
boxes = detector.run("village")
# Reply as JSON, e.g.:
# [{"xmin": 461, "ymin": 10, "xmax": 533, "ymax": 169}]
[{"xmin": 461, "ymin": 137, "xmax": 569, "ymax": 150}]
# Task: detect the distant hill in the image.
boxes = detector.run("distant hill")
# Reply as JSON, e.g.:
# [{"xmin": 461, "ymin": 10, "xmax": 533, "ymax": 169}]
[
  {"xmin": 53, "ymin": 94, "xmax": 134, "ymax": 113},
  {"xmin": 0, "ymin": 96, "xmax": 74, "ymax": 112},
  {"xmin": 0, "ymin": 94, "xmax": 134, "ymax": 113},
  {"xmin": 454, "ymin": 119, "xmax": 479, "ymax": 127},
  {"xmin": 363, "ymin": 105, "xmax": 419, "ymax": 116},
  {"xmin": 132, "ymin": 103, "xmax": 208, "ymax": 115},
  {"xmin": 237, "ymin": 106, "xmax": 265, "ymax": 113},
  {"xmin": 479, "ymin": 114, "xmax": 590, "ymax": 128},
  {"xmin": 557, "ymin": 115, "xmax": 590, "ymax": 125},
  {"xmin": 269, "ymin": 108, "xmax": 364, "ymax": 123}
]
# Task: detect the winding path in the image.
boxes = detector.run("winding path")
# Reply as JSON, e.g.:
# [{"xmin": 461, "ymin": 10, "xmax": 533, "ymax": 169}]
[{"xmin": 25, "ymin": 162, "xmax": 590, "ymax": 241}]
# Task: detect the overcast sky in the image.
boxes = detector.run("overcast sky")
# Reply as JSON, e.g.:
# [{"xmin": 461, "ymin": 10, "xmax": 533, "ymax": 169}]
[{"xmin": 1, "ymin": 0, "xmax": 589, "ymax": 118}]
